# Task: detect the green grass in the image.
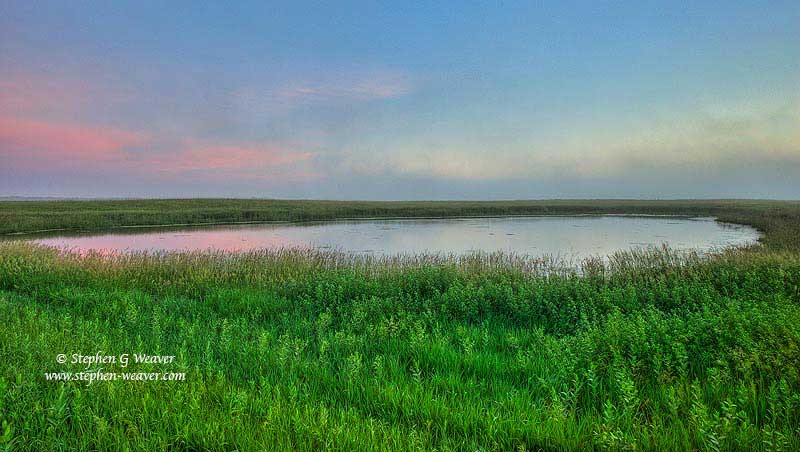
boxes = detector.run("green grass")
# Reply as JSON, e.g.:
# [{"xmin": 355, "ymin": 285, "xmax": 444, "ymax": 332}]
[{"xmin": 1, "ymin": 199, "xmax": 799, "ymax": 451}]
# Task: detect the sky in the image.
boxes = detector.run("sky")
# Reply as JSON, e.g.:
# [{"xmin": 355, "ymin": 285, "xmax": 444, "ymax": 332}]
[{"xmin": 1, "ymin": 1, "xmax": 798, "ymax": 200}]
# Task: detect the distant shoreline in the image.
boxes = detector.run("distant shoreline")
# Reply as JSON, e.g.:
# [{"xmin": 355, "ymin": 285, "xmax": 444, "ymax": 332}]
[{"xmin": 1, "ymin": 199, "xmax": 798, "ymax": 251}]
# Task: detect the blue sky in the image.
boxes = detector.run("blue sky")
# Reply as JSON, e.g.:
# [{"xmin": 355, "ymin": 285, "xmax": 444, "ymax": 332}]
[{"xmin": 1, "ymin": 1, "xmax": 798, "ymax": 199}]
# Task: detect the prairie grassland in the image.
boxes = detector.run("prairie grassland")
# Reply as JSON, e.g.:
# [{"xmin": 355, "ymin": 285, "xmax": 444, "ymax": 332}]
[{"xmin": 1, "ymin": 200, "xmax": 799, "ymax": 451}]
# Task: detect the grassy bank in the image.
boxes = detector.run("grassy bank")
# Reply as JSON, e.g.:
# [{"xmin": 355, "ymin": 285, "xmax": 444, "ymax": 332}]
[{"xmin": 1, "ymin": 200, "xmax": 799, "ymax": 450}]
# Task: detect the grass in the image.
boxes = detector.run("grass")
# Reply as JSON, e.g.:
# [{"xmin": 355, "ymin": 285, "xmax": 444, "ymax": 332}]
[{"xmin": 1, "ymin": 199, "xmax": 799, "ymax": 451}]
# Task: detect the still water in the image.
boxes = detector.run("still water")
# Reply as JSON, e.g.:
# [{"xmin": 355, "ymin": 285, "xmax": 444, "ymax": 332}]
[{"xmin": 32, "ymin": 216, "xmax": 761, "ymax": 259}]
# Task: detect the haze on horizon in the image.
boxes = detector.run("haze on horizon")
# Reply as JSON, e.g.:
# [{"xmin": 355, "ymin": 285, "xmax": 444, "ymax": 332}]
[{"xmin": 1, "ymin": 1, "xmax": 798, "ymax": 200}]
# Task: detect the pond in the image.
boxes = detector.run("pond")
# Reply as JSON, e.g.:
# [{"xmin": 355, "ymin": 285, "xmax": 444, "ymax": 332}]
[{"xmin": 30, "ymin": 215, "xmax": 761, "ymax": 259}]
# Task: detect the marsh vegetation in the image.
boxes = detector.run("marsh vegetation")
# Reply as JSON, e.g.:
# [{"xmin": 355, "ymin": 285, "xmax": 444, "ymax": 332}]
[{"xmin": 1, "ymin": 199, "xmax": 799, "ymax": 451}]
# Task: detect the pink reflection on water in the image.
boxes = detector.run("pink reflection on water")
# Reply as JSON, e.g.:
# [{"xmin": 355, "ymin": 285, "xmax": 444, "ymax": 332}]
[
  {"xmin": 31, "ymin": 216, "xmax": 761, "ymax": 259},
  {"xmin": 34, "ymin": 226, "xmax": 310, "ymax": 255}
]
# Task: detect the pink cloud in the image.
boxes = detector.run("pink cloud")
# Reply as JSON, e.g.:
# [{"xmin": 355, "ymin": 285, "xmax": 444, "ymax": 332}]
[
  {"xmin": 0, "ymin": 117, "xmax": 313, "ymax": 174},
  {"xmin": 0, "ymin": 114, "xmax": 319, "ymax": 182},
  {"xmin": 0, "ymin": 116, "xmax": 146, "ymax": 166},
  {"xmin": 143, "ymin": 144, "xmax": 319, "ymax": 182}
]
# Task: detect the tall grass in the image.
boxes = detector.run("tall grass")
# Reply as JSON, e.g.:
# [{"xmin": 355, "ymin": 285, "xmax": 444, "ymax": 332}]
[{"xmin": 1, "ymin": 241, "xmax": 799, "ymax": 451}]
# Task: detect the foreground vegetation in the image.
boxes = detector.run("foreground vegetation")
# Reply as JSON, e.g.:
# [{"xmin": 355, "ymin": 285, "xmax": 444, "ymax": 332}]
[{"xmin": 1, "ymin": 199, "xmax": 799, "ymax": 450}]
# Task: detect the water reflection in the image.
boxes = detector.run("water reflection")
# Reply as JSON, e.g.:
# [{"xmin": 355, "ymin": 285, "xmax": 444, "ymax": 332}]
[{"xmin": 31, "ymin": 216, "xmax": 761, "ymax": 258}]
